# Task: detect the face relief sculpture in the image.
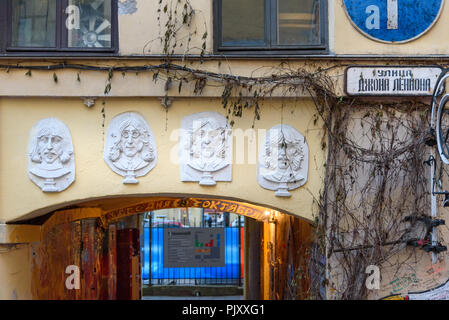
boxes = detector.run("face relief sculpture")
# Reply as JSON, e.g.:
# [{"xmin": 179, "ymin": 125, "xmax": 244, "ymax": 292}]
[
  {"xmin": 258, "ymin": 124, "xmax": 308, "ymax": 197},
  {"xmin": 28, "ymin": 118, "xmax": 75, "ymax": 192},
  {"xmin": 105, "ymin": 112, "xmax": 157, "ymax": 184},
  {"xmin": 180, "ymin": 112, "xmax": 232, "ymax": 186}
]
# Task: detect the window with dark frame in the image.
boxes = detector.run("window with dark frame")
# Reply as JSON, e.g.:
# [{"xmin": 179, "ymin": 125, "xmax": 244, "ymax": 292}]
[
  {"xmin": 0, "ymin": 0, "xmax": 117, "ymax": 55},
  {"xmin": 214, "ymin": 0, "xmax": 327, "ymax": 54}
]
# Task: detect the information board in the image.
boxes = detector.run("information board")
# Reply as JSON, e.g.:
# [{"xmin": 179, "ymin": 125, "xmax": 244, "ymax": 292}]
[{"xmin": 164, "ymin": 228, "xmax": 225, "ymax": 268}]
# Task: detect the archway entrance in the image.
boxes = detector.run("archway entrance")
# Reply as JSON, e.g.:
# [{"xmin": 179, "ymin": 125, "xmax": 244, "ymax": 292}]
[
  {"xmin": 141, "ymin": 208, "xmax": 245, "ymax": 299},
  {"xmin": 28, "ymin": 195, "xmax": 313, "ymax": 300}
]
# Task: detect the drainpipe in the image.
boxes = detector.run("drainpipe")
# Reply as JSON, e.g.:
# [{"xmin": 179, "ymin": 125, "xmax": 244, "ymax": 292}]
[{"xmin": 430, "ymin": 150, "xmax": 438, "ymax": 264}]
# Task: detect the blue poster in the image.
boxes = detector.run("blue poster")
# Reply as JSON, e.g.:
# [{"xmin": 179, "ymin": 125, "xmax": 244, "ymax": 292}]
[{"xmin": 344, "ymin": 0, "xmax": 444, "ymax": 43}]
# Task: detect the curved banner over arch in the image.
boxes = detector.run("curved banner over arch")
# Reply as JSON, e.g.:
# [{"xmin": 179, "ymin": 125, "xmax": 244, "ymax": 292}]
[
  {"xmin": 38, "ymin": 197, "xmax": 284, "ymax": 237},
  {"xmin": 102, "ymin": 197, "xmax": 271, "ymax": 224}
]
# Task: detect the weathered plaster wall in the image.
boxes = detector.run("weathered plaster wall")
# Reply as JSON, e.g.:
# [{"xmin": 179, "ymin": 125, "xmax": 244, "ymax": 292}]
[
  {"xmin": 357, "ymin": 228, "xmax": 449, "ymax": 299},
  {"xmin": 325, "ymin": 107, "xmax": 449, "ymax": 300},
  {"xmin": 118, "ymin": 0, "xmax": 212, "ymax": 56},
  {"xmin": 0, "ymin": 244, "xmax": 32, "ymax": 300},
  {"xmin": 113, "ymin": 0, "xmax": 449, "ymax": 56},
  {"xmin": 370, "ymin": 208, "xmax": 449, "ymax": 299}
]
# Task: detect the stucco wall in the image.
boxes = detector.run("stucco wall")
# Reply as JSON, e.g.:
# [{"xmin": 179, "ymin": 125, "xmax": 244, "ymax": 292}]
[
  {"xmin": 0, "ymin": 244, "xmax": 32, "ymax": 300},
  {"xmin": 0, "ymin": 96, "xmax": 325, "ymax": 222},
  {"xmin": 114, "ymin": 0, "xmax": 449, "ymax": 56},
  {"xmin": 118, "ymin": 0, "xmax": 212, "ymax": 56}
]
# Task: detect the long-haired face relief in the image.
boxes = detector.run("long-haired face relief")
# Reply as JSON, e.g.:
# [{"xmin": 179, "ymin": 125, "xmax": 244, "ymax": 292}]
[
  {"xmin": 191, "ymin": 119, "xmax": 226, "ymax": 159},
  {"xmin": 119, "ymin": 120, "xmax": 146, "ymax": 157},
  {"xmin": 268, "ymin": 130, "xmax": 304, "ymax": 171},
  {"xmin": 35, "ymin": 127, "xmax": 64, "ymax": 164}
]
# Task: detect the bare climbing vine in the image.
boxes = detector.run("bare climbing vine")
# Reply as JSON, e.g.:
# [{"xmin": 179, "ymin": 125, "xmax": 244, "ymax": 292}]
[
  {"xmin": 314, "ymin": 97, "xmax": 435, "ymax": 299},
  {"xmin": 143, "ymin": 0, "xmax": 207, "ymax": 59}
]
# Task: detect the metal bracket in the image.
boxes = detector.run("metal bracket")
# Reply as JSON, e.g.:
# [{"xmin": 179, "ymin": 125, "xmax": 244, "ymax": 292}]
[
  {"xmin": 423, "ymin": 243, "xmax": 447, "ymax": 253},
  {"xmin": 404, "ymin": 215, "xmax": 447, "ymax": 253},
  {"xmin": 424, "ymin": 128, "xmax": 437, "ymax": 147}
]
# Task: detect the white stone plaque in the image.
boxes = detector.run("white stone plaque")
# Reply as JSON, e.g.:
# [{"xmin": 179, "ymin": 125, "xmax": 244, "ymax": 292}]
[
  {"xmin": 104, "ymin": 112, "xmax": 157, "ymax": 184},
  {"xmin": 180, "ymin": 112, "xmax": 232, "ymax": 186},
  {"xmin": 28, "ymin": 118, "xmax": 75, "ymax": 192},
  {"xmin": 258, "ymin": 124, "xmax": 308, "ymax": 197},
  {"xmin": 346, "ymin": 66, "xmax": 442, "ymax": 96}
]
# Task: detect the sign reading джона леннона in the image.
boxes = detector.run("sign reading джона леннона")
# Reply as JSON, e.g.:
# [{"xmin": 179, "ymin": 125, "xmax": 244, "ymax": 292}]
[{"xmin": 345, "ymin": 66, "xmax": 442, "ymax": 96}]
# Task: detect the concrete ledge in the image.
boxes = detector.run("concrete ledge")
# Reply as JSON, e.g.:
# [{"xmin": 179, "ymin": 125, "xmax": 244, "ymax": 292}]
[
  {"xmin": 0, "ymin": 224, "xmax": 41, "ymax": 244},
  {"xmin": 143, "ymin": 285, "xmax": 243, "ymax": 297}
]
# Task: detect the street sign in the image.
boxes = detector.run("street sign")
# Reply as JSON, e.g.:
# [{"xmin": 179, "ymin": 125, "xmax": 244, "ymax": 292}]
[
  {"xmin": 345, "ymin": 66, "xmax": 442, "ymax": 96},
  {"xmin": 343, "ymin": 0, "xmax": 444, "ymax": 43}
]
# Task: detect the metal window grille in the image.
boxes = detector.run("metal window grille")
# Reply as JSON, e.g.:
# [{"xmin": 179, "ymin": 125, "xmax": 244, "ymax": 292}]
[{"xmin": 142, "ymin": 210, "xmax": 244, "ymax": 287}]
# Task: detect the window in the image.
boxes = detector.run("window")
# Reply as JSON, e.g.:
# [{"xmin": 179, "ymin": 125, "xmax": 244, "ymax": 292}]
[
  {"xmin": 0, "ymin": 0, "xmax": 117, "ymax": 55},
  {"xmin": 214, "ymin": 0, "xmax": 327, "ymax": 55}
]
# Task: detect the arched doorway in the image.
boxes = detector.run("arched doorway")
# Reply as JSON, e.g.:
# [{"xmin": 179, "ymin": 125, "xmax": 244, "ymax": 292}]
[{"xmin": 27, "ymin": 195, "xmax": 313, "ymax": 300}]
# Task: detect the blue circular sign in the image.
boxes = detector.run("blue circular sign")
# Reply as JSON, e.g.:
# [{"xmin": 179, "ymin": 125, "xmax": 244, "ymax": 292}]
[{"xmin": 344, "ymin": 0, "xmax": 444, "ymax": 43}]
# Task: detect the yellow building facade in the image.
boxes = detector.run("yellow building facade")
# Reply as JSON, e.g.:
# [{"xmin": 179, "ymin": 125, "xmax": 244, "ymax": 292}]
[{"xmin": 1, "ymin": 0, "xmax": 449, "ymax": 300}]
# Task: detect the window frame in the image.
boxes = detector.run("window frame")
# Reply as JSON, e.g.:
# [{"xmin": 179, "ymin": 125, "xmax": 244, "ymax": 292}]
[
  {"xmin": 213, "ymin": 0, "xmax": 328, "ymax": 55},
  {"xmin": 0, "ymin": 0, "xmax": 118, "ymax": 56}
]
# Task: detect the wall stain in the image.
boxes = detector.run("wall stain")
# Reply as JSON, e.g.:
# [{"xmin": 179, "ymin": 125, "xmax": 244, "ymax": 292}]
[{"xmin": 118, "ymin": 0, "xmax": 138, "ymax": 15}]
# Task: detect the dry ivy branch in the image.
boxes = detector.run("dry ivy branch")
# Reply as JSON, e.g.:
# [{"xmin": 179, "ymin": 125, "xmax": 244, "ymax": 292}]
[
  {"xmin": 143, "ymin": 0, "xmax": 207, "ymax": 59},
  {"xmin": 316, "ymin": 99, "xmax": 433, "ymax": 300},
  {"xmin": 0, "ymin": 61, "xmax": 334, "ymax": 128}
]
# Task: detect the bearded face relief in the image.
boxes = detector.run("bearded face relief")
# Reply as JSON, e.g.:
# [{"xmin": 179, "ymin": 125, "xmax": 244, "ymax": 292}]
[
  {"xmin": 105, "ymin": 112, "xmax": 157, "ymax": 184},
  {"xmin": 180, "ymin": 112, "xmax": 232, "ymax": 186},
  {"xmin": 258, "ymin": 124, "xmax": 308, "ymax": 197},
  {"xmin": 28, "ymin": 118, "xmax": 75, "ymax": 192}
]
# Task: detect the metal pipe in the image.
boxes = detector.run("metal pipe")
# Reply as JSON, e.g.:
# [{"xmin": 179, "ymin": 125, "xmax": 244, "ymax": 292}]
[
  {"xmin": 430, "ymin": 71, "xmax": 449, "ymax": 129},
  {"xmin": 6, "ymin": 54, "xmax": 449, "ymax": 61},
  {"xmin": 430, "ymin": 150, "xmax": 438, "ymax": 264}
]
